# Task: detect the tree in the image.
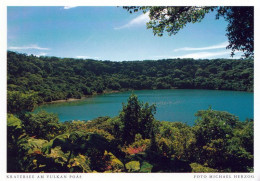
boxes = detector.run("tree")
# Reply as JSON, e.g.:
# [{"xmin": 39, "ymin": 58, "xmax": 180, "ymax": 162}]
[
  {"xmin": 120, "ymin": 94, "xmax": 142, "ymax": 144},
  {"xmin": 7, "ymin": 114, "xmax": 25, "ymax": 172},
  {"xmin": 216, "ymin": 7, "xmax": 253, "ymax": 58},
  {"xmin": 139, "ymin": 103, "xmax": 156, "ymax": 139},
  {"xmin": 22, "ymin": 111, "xmax": 65, "ymax": 141},
  {"xmin": 192, "ymin": 108, "xmax": 253, "ymax": 171},
  {"xmin": 7, "ymin": 90, "xmax": 39, "ymax": 114},
  {"xmin": 119, "ymin": 94, "xmax": 157, "ymax": 144},
  {"xmin": 124, "ymin": 6, "xmax": 254, "ymax": 58}
]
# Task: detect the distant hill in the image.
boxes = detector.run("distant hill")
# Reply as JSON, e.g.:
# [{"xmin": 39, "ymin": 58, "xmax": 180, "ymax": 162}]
[{"xmin": 7, "ymin": 51, "xmax": 253, "ymax": 106}]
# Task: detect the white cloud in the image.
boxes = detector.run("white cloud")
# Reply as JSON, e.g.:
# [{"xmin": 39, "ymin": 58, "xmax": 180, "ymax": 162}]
[
  {"xmin": 64, "ymin": 6, "xmax": 78, "ymax": 10},
  {"xmin": 174, "ymin": 51, "xmax": 231, "ymax": 59},
  {"xmin": 75, "ymin": 56, "xmax": 100, "ymax": 60},
  {"xmin": 174, "ymin": 42, "xmax": 228, "ymax": 52},
  {"xmin": 35, "ymin": 53, "xmax": 47, "ymax": 57},
  {"xmin": 114, "ymin": 12, "xmax": 149, "ymax": 30},
  {"xmin": 8, "ymin": 45, "xmax": 50, "ymax": 51}
]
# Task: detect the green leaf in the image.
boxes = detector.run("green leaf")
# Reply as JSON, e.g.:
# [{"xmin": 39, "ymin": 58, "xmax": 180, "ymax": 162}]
[
  {"xmin": 125, "ymin": 161, "xmax": 140, "ymax": 172},
  {"xmin": 140, "ymin": 162, "xmax": 153, "ymax": 173},
  {"xmin": 7, "ymin": 114, "xmax": 22, "ymax": 128},
  {"xmin": 47, "ymin": 146, "xmax": 68, "ymax": 166},
  {"xmin": 190, "ymin": 163, "xmax": 218, "ymax": 173},
  {"xmin": 105, "ymin": 151, "xmax": 124, "ymax": 171},
  {"xmin": 70, "ymin": 154, "xmax": 92, "ymax": 173}
]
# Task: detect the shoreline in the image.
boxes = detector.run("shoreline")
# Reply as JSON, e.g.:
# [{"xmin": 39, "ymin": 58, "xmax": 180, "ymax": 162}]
[
  {"xmin": 48, "ymin": 97, "xmax": 87, "ymax": 104},
  {"xmin": 42, "ymin": 90, "xmax": 123, "ymax": 105},
  {"xmin": 38, "ymin": 87, "xmax": 253, "ymax": 106}
]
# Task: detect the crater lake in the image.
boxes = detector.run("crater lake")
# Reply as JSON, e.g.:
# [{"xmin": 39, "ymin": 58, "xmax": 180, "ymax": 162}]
[{"xmin": 34, "ymin": 89, "xmax": 253, "ymax": 125}]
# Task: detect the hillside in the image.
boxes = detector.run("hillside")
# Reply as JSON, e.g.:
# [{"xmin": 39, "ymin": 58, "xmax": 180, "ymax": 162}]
[{"xmin": 7, "ymin": 51, "xmax": 253, "ymax": 114}]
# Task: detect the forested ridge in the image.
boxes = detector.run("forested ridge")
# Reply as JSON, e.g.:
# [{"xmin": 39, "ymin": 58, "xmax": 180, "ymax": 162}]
[
  {"xmin": 7, "ymin": 51, "xmax": 253, "ymax": 113},
  {"xmin": 7, "ymin": 51, "xmax": 253, "ymax": 173}
]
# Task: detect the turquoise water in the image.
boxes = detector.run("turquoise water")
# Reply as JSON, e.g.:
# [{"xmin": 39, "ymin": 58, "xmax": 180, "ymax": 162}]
[{"xmin": 34, "ymin": 89, "xmax": 254, "ymax": 125}]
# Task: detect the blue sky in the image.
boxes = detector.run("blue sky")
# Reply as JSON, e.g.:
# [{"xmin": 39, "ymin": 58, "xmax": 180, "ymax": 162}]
[{"xmin": 7, "ymin": 6, "xmax": 243, "ymax": 61}]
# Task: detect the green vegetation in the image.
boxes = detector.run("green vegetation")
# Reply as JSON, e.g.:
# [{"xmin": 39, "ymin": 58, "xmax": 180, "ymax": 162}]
[
  {"xmin": 7, "ymin": 51, "xmax": 253, "ymax": 114},
  {"xmin": 7, "ymin": 94, "xmax": 253, "ymax": 173},
  {"xmin": 7, "ymin": 51, "xmax": 253, "ymax": 172}
]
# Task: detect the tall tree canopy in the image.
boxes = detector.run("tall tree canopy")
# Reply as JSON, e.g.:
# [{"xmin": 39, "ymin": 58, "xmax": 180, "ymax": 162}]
[{"xmin": 124, "ymin": 6, "xmax": 254, "ymax": 58}]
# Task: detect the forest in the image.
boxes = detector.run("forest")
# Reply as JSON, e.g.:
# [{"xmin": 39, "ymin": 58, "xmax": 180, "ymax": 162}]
[
  {"xmin": 7, "ymin": 51, "xmax": 253, "ymax": 173},
  {"xmin": 7, "ymin": 51, "xmax": 253, "ymax": 114}
]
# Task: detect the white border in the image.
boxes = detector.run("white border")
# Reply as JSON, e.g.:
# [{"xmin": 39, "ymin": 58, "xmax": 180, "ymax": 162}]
[
  {"xmin": 1, "ymin": 1, "xmax": 259, "ymax": 181},
  {"xmin": 0, "ymin": 3, "xmax": 7, "ymax": 181},
  {"xmin": 1, "ymin": 0, "xmax": 258, "ymax": 6}
]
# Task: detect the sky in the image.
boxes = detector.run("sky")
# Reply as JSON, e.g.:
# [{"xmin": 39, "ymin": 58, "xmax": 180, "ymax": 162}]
[{"xmin": 7, "ymin": 6, "xmax": 243, "ymax": 61}]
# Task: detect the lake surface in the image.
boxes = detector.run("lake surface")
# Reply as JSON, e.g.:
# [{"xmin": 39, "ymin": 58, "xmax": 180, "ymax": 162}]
[{"xmin": 34, "ymin": 89, "xmax": 254, "ymax": 125}]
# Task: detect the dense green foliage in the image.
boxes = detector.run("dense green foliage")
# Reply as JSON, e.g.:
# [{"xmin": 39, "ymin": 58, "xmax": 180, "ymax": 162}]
[
  {"xmin": 7, "ymin": 91, "xmax": 38, "ymax": 114},
  {"xmin": 7, "ymin": 51, "xmax": 253, "ymax": 172},
  {"xmin": 7, "ymin": 95, "xmax": 253, "ymax": 173},
  {"xmin": 124, "ymin": 6, "xmax": 254, "ymax": 58},
  {"xmin": 7, "ymin": 51, "xmax": 253, "ymax": 114}
]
